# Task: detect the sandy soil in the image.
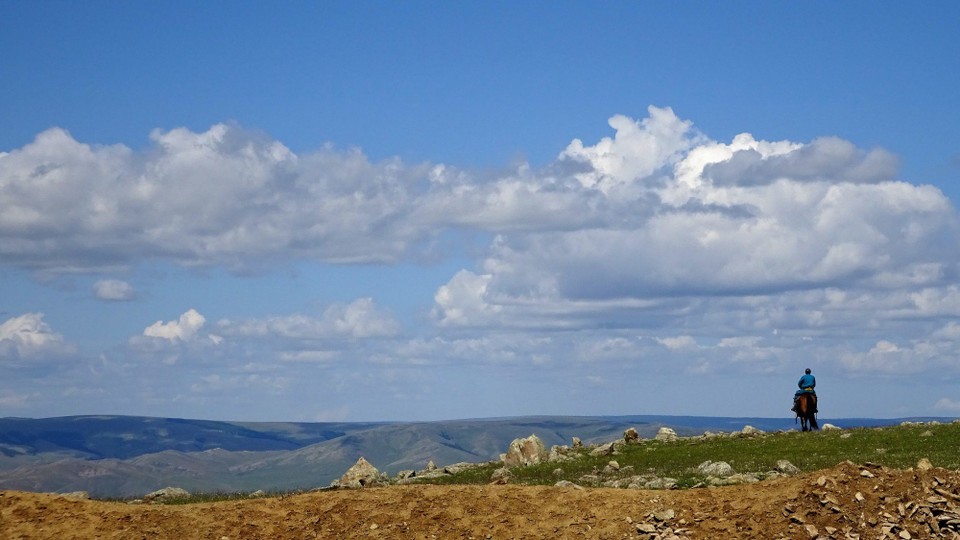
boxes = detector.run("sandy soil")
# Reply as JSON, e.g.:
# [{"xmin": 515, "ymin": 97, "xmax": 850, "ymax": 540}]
[{"xmin": 4, "ymin": 462, "xmax": 960, "ymax": 539}]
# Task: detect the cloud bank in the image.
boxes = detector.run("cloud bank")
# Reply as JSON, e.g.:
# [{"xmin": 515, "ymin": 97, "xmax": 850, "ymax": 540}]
[{"xmin": 3, "ymin": 106, "xmax": 960, "ymax": 419}]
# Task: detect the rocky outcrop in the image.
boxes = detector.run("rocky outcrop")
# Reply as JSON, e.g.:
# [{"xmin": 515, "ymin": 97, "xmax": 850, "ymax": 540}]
[
  {"xmin": 335, "ymin": 457, "xmax": 383, "ymax": 488},
  {"xmin": 502, "ymin": 434, "xmax": 548, "ymax": 467},
  {"xmin": 623, "ymin": 427, "xmax": 640, "ymax": 444},
  {"xmin": 655, "ymin": 427, "xmax": 678, "ymax": 442},
  {"xmin": 144, "ymin": 487, "xmax": 190, "ymax": 502}
]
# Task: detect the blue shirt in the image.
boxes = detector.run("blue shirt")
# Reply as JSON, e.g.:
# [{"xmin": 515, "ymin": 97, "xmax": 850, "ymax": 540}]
[{"xmin": 798, "ymin": 374, "xmax": 816, "ymax": 392}]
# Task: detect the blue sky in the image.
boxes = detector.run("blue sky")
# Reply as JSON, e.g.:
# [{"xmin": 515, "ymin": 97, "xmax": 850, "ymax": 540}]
[{"xmin": 2, "ymin": 2, "xmax": 959, "ymax": 422}]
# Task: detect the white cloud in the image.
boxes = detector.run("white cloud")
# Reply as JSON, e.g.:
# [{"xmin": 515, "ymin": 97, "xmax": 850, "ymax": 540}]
[
  {"xmin": 93, "ymin": 279, "xmax": 136, "ymax": 301},
  {"xmin": 655, "ymin": 336, "xmax": 698, "ymax": 350},
  {"xmin": 0, "ymin": 313, "xmax": 75, "ymax": 365},
  {"xmin": 143, "ymin": 309, "xmax": 206, "ymax": 341},
  {"xmin": 934, "ymin": 398, "xmax": 960, "ymax": 413},
  {"xmin": 217, "ymin": 298, "xmax": 399, "ymax": 340},
  {"xmin": 429, "ymin": 108, "xmax": 958, "ymax": 334}
]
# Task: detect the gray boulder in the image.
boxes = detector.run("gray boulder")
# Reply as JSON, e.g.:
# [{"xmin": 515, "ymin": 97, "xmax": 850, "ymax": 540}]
[
  {"xmin": 697, "ymin": 460, "xmax": 734, "ymax": 478},
  {"xmin": 144, "ymin": 487, "xmax": 190, "ymax": 502},
  {"xmin": 336, "ymin": 457, "xmax": 382, "ymax": 488},
  {"xmin": 655, "ymin": 427, "xmax": 678, "ymax": 442},
  {"xmin": 503, "ymin": 434, "xmax": 548, "ymax": 467}
]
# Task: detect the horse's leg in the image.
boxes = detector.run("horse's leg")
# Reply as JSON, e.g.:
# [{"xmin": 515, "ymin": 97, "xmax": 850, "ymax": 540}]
[{"xmin": 810, "ymin": 415, "xmax": 819, "ymax": 430}]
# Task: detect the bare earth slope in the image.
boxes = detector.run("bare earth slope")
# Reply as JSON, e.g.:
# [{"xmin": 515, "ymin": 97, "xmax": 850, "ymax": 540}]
[{"xmin": 4, "ymin": 462, "xmax": 960, "ymax": 539}]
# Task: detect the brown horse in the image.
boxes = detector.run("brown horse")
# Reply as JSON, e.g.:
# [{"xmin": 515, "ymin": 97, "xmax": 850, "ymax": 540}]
[{"xmin": 795, "ymin": 393, "xmax": 819, "ymax": 431}]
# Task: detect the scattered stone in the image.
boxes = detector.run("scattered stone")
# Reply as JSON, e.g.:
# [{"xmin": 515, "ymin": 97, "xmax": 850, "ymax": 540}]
[
  {"xmin": 443, "ymin": 462, "xmax": 476, "ymax": 475},
  {"xmin": 697, "ymin": 460, "xmax": 734, "ymax": 478},
  {"xmin": 425, "ymin": 460, "xmax": 437, "ymax": 472},
  {"xmin": 548, "ymin": 445, "xmax": 574, "ymax": 463},
  {"xmin": 503, "ymin": 434, "xmax": 548, "ymax": 467},
  {"xmin": 58, "ymin": 491, "xmax": 90, "ymax": 500},
  {"xmin": 738, "ymin": 425, "xmax": 764, "ymax": 437},
  {"xmin": 623, "ymin": 427, "xmax": 640, "ymax": 444},
  {"xmin": 636, "ymin": 523, "xmax": 657, "ymax": 534},
  {"xmin": 821, "ymin": 423, "xmax": 841, "ymax": 430},
  {"xmin": 652, "ymin": 509, "xmax": 676, "ymax": 521},
  {"xmin": 249, "ymin": 490, "xmax": 266, "ymax": 498},
  {"xmin": 655, "ymin": 427, "xmax": 678, "ymax": 442},
  {"xmin": 554, "ymin": 480, "xmax": 584, "ymax": 490},
  {"xmin": 917, "ymin": 458, "xmax": 933, "ymax": 470},
  {"xmin": 336, "ymin": 457, "xmax": 382, "ymax": 488},
  {"xmin": 144, "ymin": 487, "xmax": 190, "ymax": 502},
  {"xmin": 490, "ymin": 467, "xmax": 512, "ymax": 484},
  {"xmin": 589, "ymin": 441, "xmax": 617, "ymax": 457},
  {"xmin": 572, "ymin": 437, "xmax": 582, "ymax": 449},
  {"xmin": 775, "ymin": 460, "xmax": 800, "ymax": 474},
  {"xmin": 804, "ymin": 523, "xmax": 819, "ymax": 538}
]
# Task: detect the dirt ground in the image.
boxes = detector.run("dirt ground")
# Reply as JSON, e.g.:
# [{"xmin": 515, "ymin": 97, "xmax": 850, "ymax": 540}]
[{"xmin": 4, "ymin": 462, "xmax": 960, "ymax": 539}]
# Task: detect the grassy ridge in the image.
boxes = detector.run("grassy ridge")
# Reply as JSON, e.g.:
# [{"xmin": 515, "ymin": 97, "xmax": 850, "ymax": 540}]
[
  {"xmin": 145, "ymin": 421, "xmax": 959, "ymax": 504},
  {"xmin": 424, "ymin": 421, "xmax": 960, "ymax": 487}
]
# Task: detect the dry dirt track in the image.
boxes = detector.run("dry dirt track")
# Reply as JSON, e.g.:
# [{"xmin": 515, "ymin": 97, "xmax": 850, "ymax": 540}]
[{"xmin": 4, "ymin": 462, "xmax": 960, "ymax": 539}]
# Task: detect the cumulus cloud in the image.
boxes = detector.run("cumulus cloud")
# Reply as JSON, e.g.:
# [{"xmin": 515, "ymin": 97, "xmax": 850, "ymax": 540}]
[
  {"xmin": 93, "ymin": 279, "xmax": 136, "ymax": 301},
  {"xmin": 142, "ymin": 309, "xmax": 207, "ymax": 341},
  {"xmin": 0, "ymin": 313, "xmax": 76, "ymax": 366},
  {"xmin": 430, "ymin": 108, "xmax": 959, "ymax": 334}
]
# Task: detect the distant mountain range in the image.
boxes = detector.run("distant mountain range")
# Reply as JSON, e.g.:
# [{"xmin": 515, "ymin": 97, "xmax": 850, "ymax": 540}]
[{"xmin": 0, "ymin": 414, "xmax": 948, "ymax": 497}]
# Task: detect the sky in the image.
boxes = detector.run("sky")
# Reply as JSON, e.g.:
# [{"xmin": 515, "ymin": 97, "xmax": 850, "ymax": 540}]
[{"xmin": 2, "ymin": 2, "xmax": 960, "ymax": 422}]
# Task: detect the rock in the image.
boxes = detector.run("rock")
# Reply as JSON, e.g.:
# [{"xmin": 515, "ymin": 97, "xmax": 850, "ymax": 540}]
[
  {"xmin": 921, "ymin": 430, "xmax": 934, "ymax": 437},
  {"xmin": 548, "ymin": 445, "xmax": 574, "ymax": 463},
  {"xmin": 917, "ymin": 458, "xmax": 933, "ymax": 470},
  {"xmin": 804, "ymin": 523, "xmax": 819, "ymax": 538},
  {"xmin": 643, "ymin": 477, "xmax": 677, "ymax": 489},
  {"xmin": 697, "ymin": 460, "xmax": 734, "ymax": 478},
  {"xmin": 624, "ymin": 427, "xmax": 640, "ymax": 444},
  {"xmin": 655, "ymin": 427, "xmax": 678, "ymax": 442},
  {"xmin": 572, "ymin": 437, "xmax": 582, "ymax": 448},
  {"xmin": 652, "ymin": 509, "xmax": 676, "ymax": 521},
  {"xmin": 249, "ymin": 490, "xmax": 266, "ymax": 498},
  {"xmin": 503, "ymin": 434, "xmax": 548, "ymax": 467},
  {"xmin": 144, "ymin": 487, "xmax": 190, "ymax": 502},
  {"xmin": 337, "ymin": 457, "xmax": 382, "ymax": 488},
  {"xmin": 425, "ymin": 460, "xmax": 437, "ymax": 471},
  {"xmin": 443, "ymin": 462, "xmax": 476, "ymax": 475},
  {"xmin": 775, "ymin": 460, "xmax": 800, "ymax": 474},
  {"xmin": 821, "ymin": 423, "xmax": 841, "ymax": 431},
  {"xmin": 636, "ymin": 523, "xmax": 657, "ymax": 534},
  {"xmin": 396, "ymin": 469, "xmax": 416, "ymax": 480},
  {"xmin": 589, "ymin": 441, "xmax": 617, "ymax": 457},
  {"xmin": 738, "ymin": 425, "xmax": 764, "ymax": 437},
  {"xmin": 58, "ymin": 491, "xmax": 90, "ymax": 499},
  {"xmin": 554, "ymin": 480, "xmax": 584, "ymax": 490},
  {"xmin": 490, "ymin": 467, "xmax": 512, "ymax": 483}
]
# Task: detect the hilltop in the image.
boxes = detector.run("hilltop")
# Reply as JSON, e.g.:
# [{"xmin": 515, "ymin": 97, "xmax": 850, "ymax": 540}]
[{"xmin": 0, "ymin": 414, "xmax": 949, "ymax": 497}]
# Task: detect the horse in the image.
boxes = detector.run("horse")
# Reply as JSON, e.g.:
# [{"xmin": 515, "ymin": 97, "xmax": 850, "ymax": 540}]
[{"xmin": 795, "ymin": 393, "xmax": 819, "ymax": 432}]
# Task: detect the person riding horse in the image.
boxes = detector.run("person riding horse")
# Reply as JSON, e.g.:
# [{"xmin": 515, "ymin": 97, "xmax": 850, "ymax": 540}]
[{"xmin": 791, "ymin": 368, "xmax": 817, "ymax": 414}]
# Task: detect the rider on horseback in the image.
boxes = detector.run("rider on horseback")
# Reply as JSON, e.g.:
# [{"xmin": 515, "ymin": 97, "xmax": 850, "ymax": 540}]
[{"xmin": 791, "ymin": 368, "xmax": 817, "ymax": 413}]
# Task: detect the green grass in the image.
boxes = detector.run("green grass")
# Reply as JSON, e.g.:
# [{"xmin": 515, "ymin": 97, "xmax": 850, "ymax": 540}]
[
  {"xmin": 140, "ymin": 421, "xmax": 960, "ymax": 503},
  {"xmin": 415, "ymin": 421, "xmax": 960, "ymax": 488}
]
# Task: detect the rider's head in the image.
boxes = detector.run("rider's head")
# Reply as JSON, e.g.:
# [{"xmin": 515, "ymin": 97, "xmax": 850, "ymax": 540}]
[{"xmin": 805, "ymin": 368, "xmax": 811, "ymax": 374}]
